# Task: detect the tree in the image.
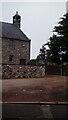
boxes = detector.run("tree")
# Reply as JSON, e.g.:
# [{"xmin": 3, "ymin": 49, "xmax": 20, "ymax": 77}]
[
  {"xmin": 46, "ymin": 13, "xmax": 68, "ymax": 64},
  {"xmin": 27, "ymin": 59, "xmax": 37, "ymax": 65},
  {"xmin": 36, "ymin": 45, "xmax": 47, "ymax": 65}
]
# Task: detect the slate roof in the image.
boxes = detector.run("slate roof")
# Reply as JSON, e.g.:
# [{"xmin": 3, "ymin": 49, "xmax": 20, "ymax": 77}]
[{"xmin": 0, "ymin": 22, "xmax": 30, "ymax": 41}]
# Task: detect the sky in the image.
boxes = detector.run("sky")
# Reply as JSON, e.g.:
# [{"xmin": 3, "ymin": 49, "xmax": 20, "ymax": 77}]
[{"xmin": 0, "ymin": 1, "xmax": 67, "ymax": 59}]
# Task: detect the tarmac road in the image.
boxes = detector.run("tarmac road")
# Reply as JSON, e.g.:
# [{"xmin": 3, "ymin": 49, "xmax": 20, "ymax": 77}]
[{"xmin": 1, "ymin": 103, "xmax": 67, "ymax": 120}]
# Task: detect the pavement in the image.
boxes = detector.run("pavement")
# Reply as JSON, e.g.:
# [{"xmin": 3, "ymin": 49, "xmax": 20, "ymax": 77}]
[{"xmin": 1, "ymin": 103, "xmax": 67, "ymax": 120}]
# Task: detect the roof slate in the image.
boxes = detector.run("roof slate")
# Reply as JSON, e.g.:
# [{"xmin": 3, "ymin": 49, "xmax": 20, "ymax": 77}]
[{"xmin": 0, "ymin": 22, "xmax": 30, "ymax": 41}]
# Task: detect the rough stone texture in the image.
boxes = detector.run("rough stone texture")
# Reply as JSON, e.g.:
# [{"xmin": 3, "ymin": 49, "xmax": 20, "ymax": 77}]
[
  {"xmin": 2, "ymin": 65, "xmax": 45, "ymax": 79},
  {"xmin": 2, "ymin": 38, "xmax": 30, "ymax": 64},
  {"xmin": 0, "ymin": 38, "xmax": 2, "ymax": 64},
  {"xmin": 0, "ymin": 38, "xmax": 2, "ymax": 79},
  {"xmin": 0, "ymin": 65, "xmax": 2, "ymax": 79}
]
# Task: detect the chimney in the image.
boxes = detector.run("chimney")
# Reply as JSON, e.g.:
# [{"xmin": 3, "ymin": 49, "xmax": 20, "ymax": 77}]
[{"xmin": 13, "ymin": 11, "xmax": 21, "ymax": 28}]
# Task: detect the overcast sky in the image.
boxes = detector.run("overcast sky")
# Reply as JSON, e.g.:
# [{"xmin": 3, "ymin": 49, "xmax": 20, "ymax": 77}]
[{"xmin": 0, "ymin": 1, "xmax": 67, "ymax": 59}]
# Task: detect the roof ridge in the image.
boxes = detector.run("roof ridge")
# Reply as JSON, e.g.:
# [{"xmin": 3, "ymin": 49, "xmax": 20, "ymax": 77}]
[{"xmin": 0, "ymin": 21, "xmax": 31, "ymax": 41}]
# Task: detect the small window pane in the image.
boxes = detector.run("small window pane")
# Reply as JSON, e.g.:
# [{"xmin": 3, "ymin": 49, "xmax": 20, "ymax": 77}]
[
  {"xmin": 9, "ymin": 55, "xmax": 13, "ymax": 61},
  {"xmin": 9, "ymin": 40, "xmax": 14, "ymax": 48}
]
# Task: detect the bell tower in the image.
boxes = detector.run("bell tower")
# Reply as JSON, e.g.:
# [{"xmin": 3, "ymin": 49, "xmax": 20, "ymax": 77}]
[{"xmin": 13, "ymin": 11, "xmax": 21, "ymax": 28}]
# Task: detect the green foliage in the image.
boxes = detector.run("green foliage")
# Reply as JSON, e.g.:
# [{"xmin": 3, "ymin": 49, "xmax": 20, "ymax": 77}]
[
  {"xmin": 36, "ymin": 54, "xmax": 45, "ymax": 65},
  {"xmin": 27, "ymin": 59, "xmax": 37, "ymax": 65},
  {"xmin": 46, "ymin": 13, "xmax": 68, "ymax": 64},
  {"xmin": 36, "ymin": 45, "xmax": 47, "ymax": 65}
]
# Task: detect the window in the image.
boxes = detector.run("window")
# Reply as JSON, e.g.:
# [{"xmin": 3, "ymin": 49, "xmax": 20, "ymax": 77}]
[
  {"xmin": 20, "ymin": 59, "xmax": 26, "ymax": 65},
  {"xmin": 9, "ymin": 55, "xmax": 13, "ymax": 62},
  {"xmin": 9, "ymin": 39, "xmax": 15, "ymax": 48},
  {"xmin": 22, "ymin": 44, "xmax": 25, "ymax": 47}
]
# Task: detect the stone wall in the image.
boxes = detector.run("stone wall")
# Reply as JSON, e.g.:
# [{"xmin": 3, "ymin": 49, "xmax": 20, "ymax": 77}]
[
  {"xmin": 2, "ymin": 65, "xmax": 45, "ymax": 79},
  {"xmin": 0, "ymin": 64, "xmax": 2, "ymax": 79},
  {"xmin": 0, "ymin": 38, "xmax": 2, "ymax": 64}
]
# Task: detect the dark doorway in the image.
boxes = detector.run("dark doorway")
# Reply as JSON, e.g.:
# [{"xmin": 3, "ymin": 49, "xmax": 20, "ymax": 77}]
[{"xmin": 20, "ymin": 59, "xmax": 26, "ymax": 65}]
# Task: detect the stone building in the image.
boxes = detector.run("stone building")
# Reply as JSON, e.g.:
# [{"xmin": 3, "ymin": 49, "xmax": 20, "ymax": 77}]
[
  {"xmin": 0, "ymin": 11, "xmax": 31, "ymax": 65},
  {"xmin": 0, "ymin": 12, "xmax": 45, "ymax": 79}
]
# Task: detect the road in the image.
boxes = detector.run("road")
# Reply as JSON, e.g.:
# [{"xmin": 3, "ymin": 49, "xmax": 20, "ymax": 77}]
[
  {"xmin": 2, "ymin": 75, "xmax": 68, "ymax": 102},
  {"xmin": 1, "ymin": 103, "xmax": 67, "ymax": 120},
  {"xmin": 0, "ymin": 76, "xmax": 68, "ymax": 120}
]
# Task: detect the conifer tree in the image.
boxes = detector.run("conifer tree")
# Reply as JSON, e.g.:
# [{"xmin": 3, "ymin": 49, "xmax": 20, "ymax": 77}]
[{"xmin": 46, "ymin": 13, "xmax": 68, "ymax": 64}]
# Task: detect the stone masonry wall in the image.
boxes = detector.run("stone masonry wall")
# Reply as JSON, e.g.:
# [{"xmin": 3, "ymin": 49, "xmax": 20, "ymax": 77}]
[
  {"xmin": 2, "ymin": 38, "xmax": 30, "ymax": 64},
  {"xmin": 2, "ymin": 65, "xmax": 45, "ymax": 79}
]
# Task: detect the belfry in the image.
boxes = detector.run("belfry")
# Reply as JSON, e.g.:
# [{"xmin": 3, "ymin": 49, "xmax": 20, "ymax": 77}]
[{"xmin": 13, "ymin": 11, "xmax": 21, "ymax": 28}]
